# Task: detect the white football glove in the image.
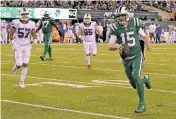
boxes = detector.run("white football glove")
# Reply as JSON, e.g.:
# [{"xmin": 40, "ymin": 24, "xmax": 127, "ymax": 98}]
[
  {"xmin": 11, "ymin": 40, "xmax": 15, "ymax": 44},
  {"xmin": 31, "ymin": 39, "xmax": 38, "ymax": 44}
]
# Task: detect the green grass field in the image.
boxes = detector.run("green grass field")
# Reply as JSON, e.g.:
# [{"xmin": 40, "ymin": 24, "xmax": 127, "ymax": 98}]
[{"xmin": 1, "ymin": 44, "xmax": 176, "ymax": 119}]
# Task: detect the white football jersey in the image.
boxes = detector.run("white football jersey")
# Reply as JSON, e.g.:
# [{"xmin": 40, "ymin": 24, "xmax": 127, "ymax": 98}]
[
  {"xmin": 168, "ymin": 25, "xmax": 175, "ymax": 32},
  {"xmin": 79, "ymin": 21, "xmax": 97, "ymax": 42},
  {"xmin": 0, "ymin": 22, "xmax": 7, "ymax": 31},
  {"xmin": 12, "ymin": 19, "xmax": 36, "ymax": 45}
]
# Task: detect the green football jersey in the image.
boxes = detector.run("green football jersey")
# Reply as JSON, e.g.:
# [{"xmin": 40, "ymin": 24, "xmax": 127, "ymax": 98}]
[
  {"xmin": 40, "ymin": 17, "xmax": 57, "ymax": 34},
  {"xmin": 110, "ymin": 17, "xmax": 142, "ymax": 57}
]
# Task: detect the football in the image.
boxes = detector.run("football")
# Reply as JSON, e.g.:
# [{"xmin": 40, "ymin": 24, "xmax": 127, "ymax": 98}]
[{"xmin": 120, "ymin": 44, "xmax": 129, "ymax": 56}]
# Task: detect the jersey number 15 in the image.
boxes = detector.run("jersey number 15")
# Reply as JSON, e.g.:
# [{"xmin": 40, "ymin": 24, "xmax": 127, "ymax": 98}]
[{"xmin": 121, "ymin": 31, "xmax": 136, "ymax": 47}]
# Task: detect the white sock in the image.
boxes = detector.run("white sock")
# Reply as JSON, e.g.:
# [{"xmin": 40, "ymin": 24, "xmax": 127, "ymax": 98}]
[
  {"xmin": 21, "ymin": 67, "xmax": 28, "ymax": 82},
  {"xmin": 85, "ymin": 55, "xmax": 90, "ymax": 65}
]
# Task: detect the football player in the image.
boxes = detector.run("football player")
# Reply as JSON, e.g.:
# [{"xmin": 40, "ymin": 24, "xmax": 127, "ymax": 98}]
[
  {"xmin": 168, "ymin": 22, "xmax": 175, "ymax": 43},
  {"xmin": 36, "ymin": 11, "xmax": 61, "ymax": 61},
  {"xmin": 0, "ymin": 20, "xmax": 8, "ymax": 44},
  {"xmin": 109, "ymin": 6, "xmax": 152, "ymax": 113},
  {"xmin": 77, "ymin": 13, "xmax": 102, "ymax": 69},
  {"xmin": 9, "ymin": 8, "xmax": 37, "ymax": 88}
]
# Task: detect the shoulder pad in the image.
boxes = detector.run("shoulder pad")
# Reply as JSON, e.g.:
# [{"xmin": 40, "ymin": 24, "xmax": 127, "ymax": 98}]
[{"xmin": 50, "ymin": 17, "xmax": 55, "ymax": 20}]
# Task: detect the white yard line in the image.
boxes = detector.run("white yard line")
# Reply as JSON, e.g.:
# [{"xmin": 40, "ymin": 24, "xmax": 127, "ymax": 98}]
[
  {"xmin": 1, "ymin": 100, "xmax": 131, "ymax": 119},
  {"xmin": 2, "ymin": 61, "xmax": 176, "ymax": 76},
  {"xmin": 1, "ymin": 54, "xmax": 176, "ymax": 63},
  {"xmin": 2, "ymin": 74, "xmax": 176, "ymax": 94}
]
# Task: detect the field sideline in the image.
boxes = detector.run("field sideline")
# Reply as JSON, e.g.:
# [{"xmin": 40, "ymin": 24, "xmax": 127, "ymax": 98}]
[{"xmin": 1, "ymin": 44, "xmax": 176, "ymax": 119}]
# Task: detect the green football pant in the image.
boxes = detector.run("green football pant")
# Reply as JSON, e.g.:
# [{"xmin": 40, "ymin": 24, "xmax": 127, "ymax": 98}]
[
  {"xmin": 123, "ymin": 52, "xmax": 148, "ymax": 105},
  {"xmin": 43, "ymin": 33, "xmax": 52, "ymax": 58}
]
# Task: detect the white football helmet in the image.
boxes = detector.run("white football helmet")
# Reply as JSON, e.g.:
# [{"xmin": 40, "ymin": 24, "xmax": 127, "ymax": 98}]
[
  {"xmin": 83, "ymin": 13, "xmax": 91, "ymax": 24},
  {"xmin": 19, "ymin": 8, "xmax": 29, "ymax": 21}
]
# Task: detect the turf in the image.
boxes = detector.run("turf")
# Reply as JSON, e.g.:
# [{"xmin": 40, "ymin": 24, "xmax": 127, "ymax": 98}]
[{"xmin": 1, "ymin": 44, "xmax": 176, "ymax": 119}]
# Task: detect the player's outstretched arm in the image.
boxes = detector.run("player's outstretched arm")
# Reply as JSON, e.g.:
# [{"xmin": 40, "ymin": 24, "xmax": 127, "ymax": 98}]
[
  {"xmin": 95, "ymin": 25, "xmax": 102, "ymax": 37},
  {"xmin": 9, "ymin": 26, "xmax": 16, "ymax": 44},
  {"xmin": 77, "ymin": 28, "xmax": 82, "ymax": 38},
  {"xmin": 36, "ymin": 20, "xmax": 42, "ymax": 33},
  {"xmin": 139, "ymin": 28, "xmax": 152, "ymax": 52}
]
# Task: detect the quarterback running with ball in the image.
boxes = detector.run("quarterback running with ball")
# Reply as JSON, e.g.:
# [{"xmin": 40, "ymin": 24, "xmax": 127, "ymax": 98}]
[{"xmin": 108, "ymin": 6, "xmax": 152, "ymax": 113}]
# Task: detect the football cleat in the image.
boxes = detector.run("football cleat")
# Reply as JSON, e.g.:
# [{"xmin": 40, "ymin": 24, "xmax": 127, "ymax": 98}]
[
  {"xmin": 40, "ymin": 56, "xmax": 45, "ymax": 61},
  {"xmin": 88, "ymin": 64, "xmax": 91, "ymax": 69},
  {"xmin": 46, "ymin": 57, "xmax": 53, "ymax": 60},
  {"xmin": 134, "ymin": 104, "xmax": 146, "ymax": 113},
  {"xmin": 19, "ymin": 81, "xmax": 25, "ymax": 88},
  {"xmin": 12, "ymin": 64, "xmax": 17, "ymax": 74},
  {"xmin": 144, "ymin": 74, "xmax": 151, "ymax": 89}
]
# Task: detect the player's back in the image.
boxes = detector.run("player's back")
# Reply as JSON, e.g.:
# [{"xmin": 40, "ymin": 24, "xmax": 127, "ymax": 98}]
[
  {"xmin": 79, "ymin": 21, "xmax": 97, "ymax": 42},
  {"xmin": 12, "ymin": 19, "xmax": 35, "ymax": 45}
]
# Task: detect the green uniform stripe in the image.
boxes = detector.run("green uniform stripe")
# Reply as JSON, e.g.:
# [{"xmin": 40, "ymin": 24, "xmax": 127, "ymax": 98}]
[
  {"xmin": 112, "ymin": 23, "xmax": 117, "ymax": 30},
  {"xmin": 110, "ymin": 24, "xmax": 115, "ymax": 31},
  {"xmin": 119, "ymin": 7, "xmax": 122, "ymax": 13},
  {"xmin": 138, "ymin": 52, "xmax": 143, "ymax": 77}
]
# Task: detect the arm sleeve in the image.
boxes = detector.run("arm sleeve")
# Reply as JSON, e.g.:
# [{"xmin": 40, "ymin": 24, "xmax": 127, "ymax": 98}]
[
  {"xmin": 11, "ymin": 20, "xmax": 18, "ymax": 29},
  {"xmin": 138, "ymin": 28, "xmax": 146, "ymax": 37},
  {"xmin": 50, "ymin": 18, "xmax": 57, "ymax": 26},
  {"xmin": 109, "ymin": 35, "xmax": 117, "ymax": 44}
]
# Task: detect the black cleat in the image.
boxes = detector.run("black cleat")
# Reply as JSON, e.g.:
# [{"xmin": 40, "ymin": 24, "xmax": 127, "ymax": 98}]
[{"xmin": 40, "ymin": 56, "xmax": 45, "ymax": 61}]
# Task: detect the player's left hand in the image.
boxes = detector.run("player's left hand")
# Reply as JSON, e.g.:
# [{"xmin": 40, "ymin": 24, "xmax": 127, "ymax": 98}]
[
  {"xmin": 31, "ymin": 39, "xmax": 38, "ymax": 44},
  {"xmin": 11, "ymin": 40, "xmax": 15, "ymax": 44}
]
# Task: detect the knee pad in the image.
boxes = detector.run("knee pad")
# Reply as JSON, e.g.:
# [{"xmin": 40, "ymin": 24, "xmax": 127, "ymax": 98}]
[
  {"xmin": 16, "ymin": 65, "xmax": 21, "ymax": 69},
  {"xmin": 22, "ymin": 63, "xmax": 28, "ymax": 67}
]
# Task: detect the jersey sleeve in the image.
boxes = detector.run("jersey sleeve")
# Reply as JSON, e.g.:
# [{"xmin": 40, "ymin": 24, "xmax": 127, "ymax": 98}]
[
  {"xmin": 11, "ymin": 19, "xmax": 19, "ymax": 29},
  {"xmin": 134, "ymin": 18, "xmax": 142, "ymax": 32},
  {"xmin": 93, "ymin": 21, "xmax": 97, "ymax": 27},
  {"xmin": 110, "ymin": 22, "xmax": 118, "ymax": 36},
  {"xmin": 78, "ymin": 23, "xmax": 83, "ymax": 30},
  {"xmin": 50, "ymin": 18, "xmax": 57, "ymax": 26},
  {"xmin": 30, "ymin": 21, "xmax": 36, "ymax": 29}
]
